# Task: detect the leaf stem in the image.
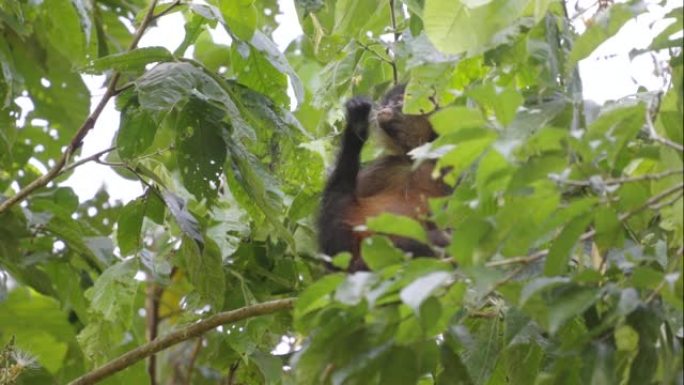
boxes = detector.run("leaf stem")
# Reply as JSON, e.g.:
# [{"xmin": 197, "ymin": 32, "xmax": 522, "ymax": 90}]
[
  {"xmin": 388, "ymin": 0, "xmax": 399, "ymax": 85},
  {"xmin": 67, "ymin": 298, "xmax": 295, "ymax": 385},
  {"xmin": 0, "ymin": 0, "xmax": 161, "ymax": 215}
]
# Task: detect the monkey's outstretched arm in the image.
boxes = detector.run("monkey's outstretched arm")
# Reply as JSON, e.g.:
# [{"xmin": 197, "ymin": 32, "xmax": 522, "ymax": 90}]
[{"xmin": 318, "ymin": 97, "xmax": 372, "ymax": 258}]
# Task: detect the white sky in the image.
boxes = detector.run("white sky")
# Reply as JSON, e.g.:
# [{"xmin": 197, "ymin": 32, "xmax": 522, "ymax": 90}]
[{"xmin": 58, "ymin": 0, "xmax": 679, "ymax": 204}]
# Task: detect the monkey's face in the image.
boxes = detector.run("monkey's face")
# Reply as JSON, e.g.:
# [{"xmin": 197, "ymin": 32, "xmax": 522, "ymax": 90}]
[{"xmin": 374, "ymin": 86, "xmax": 436, "ymax": 154}]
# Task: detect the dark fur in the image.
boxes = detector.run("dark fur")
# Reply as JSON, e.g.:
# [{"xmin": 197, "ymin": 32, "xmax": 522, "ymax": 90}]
[{"xmin": 318, "ymin": 85, "xmax": 449, "ymax": 271}]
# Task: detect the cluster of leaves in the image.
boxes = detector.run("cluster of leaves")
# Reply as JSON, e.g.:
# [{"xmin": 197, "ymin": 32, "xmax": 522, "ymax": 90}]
[{"xmin": 0, "ymin": 0, "xmax": 682, "ymax": 384}]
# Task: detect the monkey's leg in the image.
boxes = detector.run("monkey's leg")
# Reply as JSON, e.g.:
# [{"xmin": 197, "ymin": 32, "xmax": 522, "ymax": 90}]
[{"xmin": 318, "ymin": 97, "xmax": 372, "ymax": 258}]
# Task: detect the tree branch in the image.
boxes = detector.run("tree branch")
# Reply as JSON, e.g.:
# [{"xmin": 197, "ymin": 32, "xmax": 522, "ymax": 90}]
[
  {"xmin": 67, "ymin": 298, "xmax": 295, "ymax": 385},
  {"xmin": 0, "ymin": 0, "xmax": 161, "ymax": 215},
  {"xmin": 486, "ymin": 182, "xmax": 684, "ymax": 268},
  {"xmin": 145, "ymin": 281, "xmax": 163, "ymax": 385}
]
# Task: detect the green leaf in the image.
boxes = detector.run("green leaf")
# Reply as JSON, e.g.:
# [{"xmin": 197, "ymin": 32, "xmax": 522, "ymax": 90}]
[
  {"xmin": 333, "ymin": 0, "xmax": 382, "ymax": 35},
  {"xmin": 136, "ymin": 62, "xmax": 230, "ymax": 112},
  {"xmin": 404, "ymin": 63, "xmax": 454, "ymax": 114},
  {"xmin": 544, "ymin": 213, "xmax": 592, "ymax": 276},
  {"xmin": 361, "ymin": 236, "xmax": 406, "ymax": 271},
  {"xmin": 117, "ymin": 102, "xmax": 156, "ymax": 159},
  {"xmin": 586, "ymin": 104, "xmax": 645, "ymax": 167},
  {"xmin": 226, "ymin": 142, "xmax": 295, "ymax": 250},
  {"xmin": 179, "ymin": 236, "xmax": 225, "ymax": 310},
  {"xmin": 0, "ymin": 288, "xmax": 75, "ymax": 374},
  {"xmin": 175, "ymin": 97, "xmax": 227, "ymax": 203},
  {"xmin": 249, "ymin": 31, "xmax": 305, "ymax": 106},
  {"xmin": 379, "ymin": 346, "xmax": 421, "ymax": 385},
  {"xmin": 332, "ymin": 252, "xmax": 353, "ymax": 270},
  {"xmin": 630, "ymin": 267, "xmax": 662, "ymax": 290},
  {"xmin": 42, "ymin": 0, "xmax": 86, "ymax": 64},
  {"xmin": 594, "ymin": 206, "xmax": 623, "ymax": 252},
  {"xmin": 206, "ymin": 198, "xmax": 250, "ymax": 260},
  {"xmin": 220, "ymin": 0, "xmax": 257, "ymax": 41},
  {"xmin": 87, "ymin": 47, "xmax": 173, "ymax": 73},
  {"xmin": 231, "ymin": 43, "xmax": 289, "ymax": 106},
  {"xmin": 438, "ymin": 134, "xmax": 497, "ymax": 184},
  {"xmin": 250, "ymin": 351, "xmax": 283, "ymax": 384},
  {"xmin": 116, "ymin": 198, "xmax": 145, "ymax": 256},
  {"xmin": 366, "ymin": 213, "xmax": 429, "ymax": 244},
  {"xmin": 193, "ymin": 32, "xmax": 232, "ymax": 72},
  {"xmin": 295, "ymin": 273, "xmax": 345, "ymax": 320},
  {"xmin": 423, "ymin": 0, "xmax": 537, "ymax": 55},
  {"xmin": 503, "ymin": 342, "xmax": 543, "ymax": 385},
  {"xmin": 468, "ymin": 83, "xmax": 523, "ymax": 126},
  {"xmin": 568, "ymin": 5, "xmax": 635, "ymax": 71},
  {"xmin": 429, "ymin": 106, "xmax": 487, "ymax": 135},
  {"xmin": 85, "ymin": 259, "xmax": 140, "ymax": 325},
  {"xmin": 400, "ymin": 271, "xmax": 452, "ymax": 314},
  {"xmin": 334, "ymin": 272, "xmax": 378, "ymax": 306}
]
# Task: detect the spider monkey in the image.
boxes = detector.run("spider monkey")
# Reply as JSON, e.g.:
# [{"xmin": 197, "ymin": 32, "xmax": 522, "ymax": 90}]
[{"xmin": 318, "ymin": 84, "xmax": 450, "ymax": 271}]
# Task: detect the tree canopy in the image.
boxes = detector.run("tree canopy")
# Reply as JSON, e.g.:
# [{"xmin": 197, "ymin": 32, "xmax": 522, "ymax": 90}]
[{"xmin": 0, "ymin": 0, "xmax": 682, "ymax": 384}]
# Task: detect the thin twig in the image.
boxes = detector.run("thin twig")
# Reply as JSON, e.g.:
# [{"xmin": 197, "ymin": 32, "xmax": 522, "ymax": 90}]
[
  {"xmin": 67, "ymin": 298, "xmax": 295, "ymax": 385},
  {"xmin": 388, "ymin": 0, "xmax": 399, "ymax": 85},
  {"xmin": 151, "ymin": 0, "xmax": 182, "ymax": 20},
  {"xmin": 646, "ymin": 105, "xmax": 684, "ymax": 152},
  {"xmin": 0, "ymin": 0, "xmax": 161, "ymax": 215},
  {"xmin": 484, "ymin": 265, "xmax": 526, "ymax": 298},
  {"xmin": 60, "ymin": 146, "xmax": 117, "ymax": 174},
  {"xmin": 650, "ymin": 191, "xmax": 683, "ymax": 210},
  {"xmin": 183, "ymin": 338, "xmax": 203, "ymax": 385},
  {"xmin": 485, "ymin": 182, "xmax": 684, "ymax": 268},
  {"xmin": 555, "ymin": 169, "xmax": 683, "ymax": 187},
  {"xmin": 645, "ymin": 280, "xmax": 667, "ymax": 304}
]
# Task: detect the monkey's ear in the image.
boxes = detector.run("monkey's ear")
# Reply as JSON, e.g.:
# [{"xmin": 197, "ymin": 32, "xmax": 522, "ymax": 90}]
[{"xmin": 382, "ymin": 83, "xmax": 407, "ymax": 105}]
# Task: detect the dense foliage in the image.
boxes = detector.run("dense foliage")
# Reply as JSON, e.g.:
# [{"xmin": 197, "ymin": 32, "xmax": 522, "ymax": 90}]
[{"xmin": 0, "ymin": 0, "xmax": 682, "ymax": 384}]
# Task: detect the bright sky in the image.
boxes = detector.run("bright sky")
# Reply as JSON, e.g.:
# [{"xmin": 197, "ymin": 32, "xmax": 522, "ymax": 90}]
[{"xmin": 59, "ymin": 0, "xmax": 679, "ymax": 204}]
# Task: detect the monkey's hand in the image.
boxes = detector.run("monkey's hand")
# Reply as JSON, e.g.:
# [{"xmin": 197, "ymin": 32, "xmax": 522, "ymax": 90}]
[{"xmin": 345, "ymin": 97, "xmax": 372, "ymax": 142}]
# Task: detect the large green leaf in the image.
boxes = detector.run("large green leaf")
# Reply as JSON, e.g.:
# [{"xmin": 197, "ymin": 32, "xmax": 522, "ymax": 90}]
[
  {"xmin": 175, "ymin": 97, "xmax": 228, "ymax": 203},
  {"xmin": 366, "ymin": 213, "xmax": 429, "ymax": 244},
  {"xmin": 116, "ymin": 197, "xmax": 145, "ymax": 256},
  {"xmin": 568, "ymin": 4, "xmax": 635, "ymax": 71},
  {"xmin": 85, "ymin": 259, "xmax": 140, "ymax": 326},
  {"xmin": 179, "ymin": 236, "xmax": 225, "ymax": 310},
  {"xmin": 423, "ymin": 0, "xmax": 540, "ymax": 55},
  {"xmin": 0, "ymin": 288, "xmax": 76, "ymax": 374},
  {"xmin": 41, "ymin": 0, "xmax": 87, "ymax": 64},
  {"xmin": 116, "ymin": 101, "xmax": 158, "ymax": 160}
]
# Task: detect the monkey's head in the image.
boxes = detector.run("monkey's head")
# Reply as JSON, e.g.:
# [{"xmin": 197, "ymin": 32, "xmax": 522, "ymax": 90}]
[{"xmin": 373, "ymin": 84, "xmax": 436, "ymax": 154}]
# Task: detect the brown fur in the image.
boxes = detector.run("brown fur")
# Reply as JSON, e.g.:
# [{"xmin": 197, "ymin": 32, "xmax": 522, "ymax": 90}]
[{"xmin": 318, "ymin": 84, "xmax": 449, "ymax": 271}]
